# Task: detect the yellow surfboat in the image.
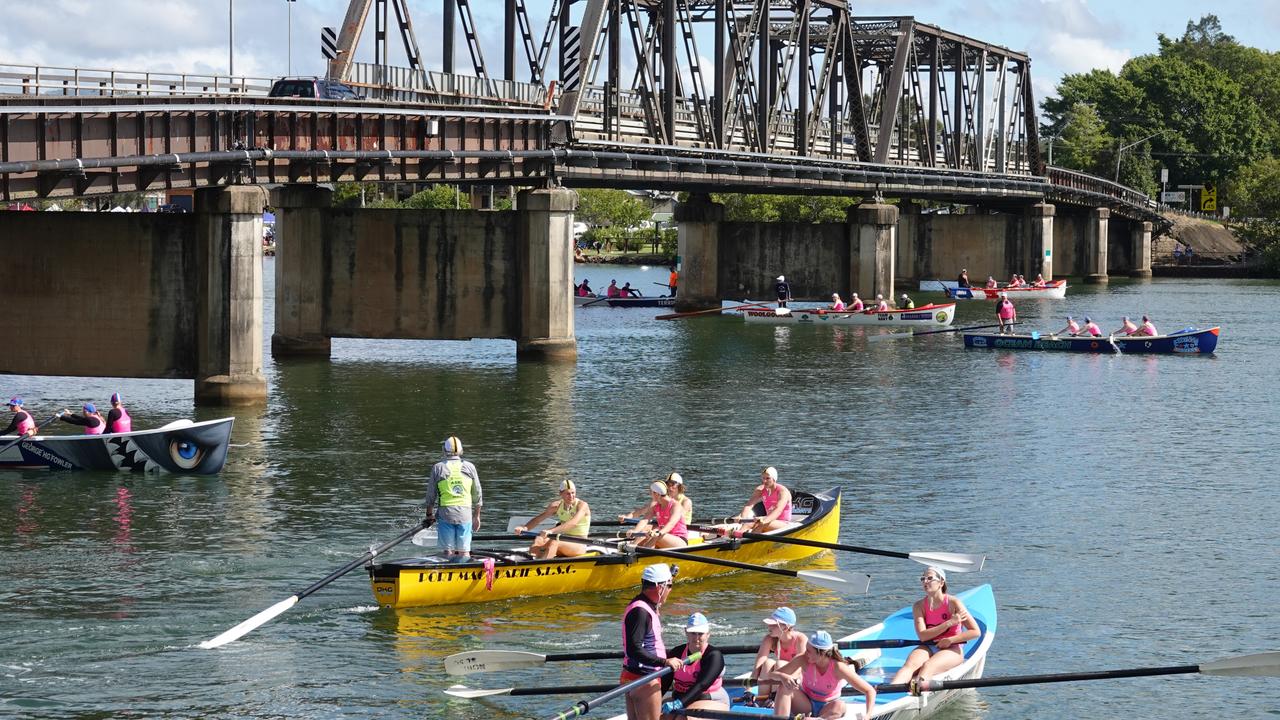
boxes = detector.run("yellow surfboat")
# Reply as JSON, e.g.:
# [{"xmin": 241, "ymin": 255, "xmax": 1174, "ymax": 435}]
[{"xmin": 368, "ymin": 487, "xmax": 842, "ymax": 608}]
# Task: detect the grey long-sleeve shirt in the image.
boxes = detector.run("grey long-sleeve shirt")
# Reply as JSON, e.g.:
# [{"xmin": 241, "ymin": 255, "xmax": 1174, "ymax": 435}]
[{"xmin": 423, "ymin": 455, "xmax": 481, "ymax": 525}]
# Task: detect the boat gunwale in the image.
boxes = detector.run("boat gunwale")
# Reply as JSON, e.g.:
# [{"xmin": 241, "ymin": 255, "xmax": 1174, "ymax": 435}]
[{"xmin": 0, "ymin": 416, "xmax": 235, "ymax": 444}]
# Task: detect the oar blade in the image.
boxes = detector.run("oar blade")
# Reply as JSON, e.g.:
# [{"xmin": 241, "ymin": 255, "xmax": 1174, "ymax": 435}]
[
  {"xmin": 445, "ymin": 649, "xmax": 548, "ymax": 675},
  {"xmin": 199, "ymin": 596, "xmax": 299, "ymax": 649},
  {"xmin": 797, "ymin": 570, "xmax": 871, "ymax": 594},
  {"xmin": 867, "ymin": 330, "xmax": 913, "ymax": 342},
  {"xmin": 411, "ymin": 528, "xmax": 437, "ymax": 545},
  {"xmin": 443, "ymin": 684, "xmax": 514, "ymax": 699},
  {"xmin": 1200, "ymin": 651, "xmax": 1280, "ymax": 677},
  {"xmin": 506, "ymin": 516, "xmax": 555, "ymax": 533},
  {"xmin": 907, "ymin": 551, "xmax": 986, "ymax": 573}
]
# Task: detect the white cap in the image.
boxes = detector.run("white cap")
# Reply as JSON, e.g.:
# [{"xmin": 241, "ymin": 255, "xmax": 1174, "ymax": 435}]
[
  {"xmin": 560, "ymin": 479, "xmax": 576, "ymax": 493},
  {"xmin": 776, "ymin": 275, "xmax": 785, "ymax": 281},
  {"xmin": 642, "ymin": 563, "xmax": 673, "ymax": 583},
  {"xmin": 443, "ymin": 436, "xmax": 463, "ymax": 455},
  {"xmin": 762, "ymin": 466, "xmax": 778, "ymax": 481},
  {"xmin": 650, "ymin": 481, "xmax": 668, "ymax": 496},
  {"xmin": 876, "ymin": 293, "xmax": 884, "ymax": 300},
  {"xmin": 685, "ymin": 612, "xmax": 710, "ymax": 634},
  {"xmin": 666, "ymin": 472, "xmax": 684, "ymax": 486},
  {"xmin": 901, "ymin": 293, "xmax": 909, "ymax": 299}
]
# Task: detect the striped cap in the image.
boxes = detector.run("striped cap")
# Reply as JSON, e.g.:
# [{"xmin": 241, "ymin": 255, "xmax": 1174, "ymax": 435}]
[{"xmin": 443, "ymin": 436, "xmax": 463, "ymax": 455}]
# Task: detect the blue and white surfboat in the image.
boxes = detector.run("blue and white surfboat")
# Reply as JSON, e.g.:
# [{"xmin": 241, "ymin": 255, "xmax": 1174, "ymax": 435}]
[{"xmin": 0, "ymin": 417, "xmax": 235, "ymax": 474}]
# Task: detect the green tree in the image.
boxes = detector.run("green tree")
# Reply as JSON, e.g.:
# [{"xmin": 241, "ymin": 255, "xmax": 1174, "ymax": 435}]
[
  {"xmin": 1054, "ymin": 102, "xmax": 1113, "ymax": 175},
  {"xmin": 1228, "ymin": 157, "xmax": 1280, "ymax": 218},
  {"xmin": 712, "ymin": 193, "xmax": 856, "ymax": 222},
  {"xmin": 332, "ymin": 182, "xmax": 379, "ymax": 208},
  {"xmin": 574, "ymin": 188, "xmax": 650, "ymax": 228},
  {"xmin": 404, "ymin": 185, "xmax": 470, "ymax": 209}
]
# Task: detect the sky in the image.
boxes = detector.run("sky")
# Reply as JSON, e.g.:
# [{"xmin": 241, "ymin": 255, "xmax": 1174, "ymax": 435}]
[{"xmin": 2, "ymin": 0, "xmax": 1277, "ymax": 108}]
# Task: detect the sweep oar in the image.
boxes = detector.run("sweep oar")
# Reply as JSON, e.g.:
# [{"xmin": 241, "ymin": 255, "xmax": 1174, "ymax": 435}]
[
  {"xmin": 656, "ymin": 302, "xmax": 771, "ymax": 321},
  {"xmin": 505, "ymin": 516, "xmax": 634, "ymax": 533},
  {"xmin": 868, "ymin": 322, "xmax": 1014, "ymax": 342},
  {"xmin": 515, "ymin": 532, "xmax": 870, "ymax": 593},
  {"xmin": 445, "ymin": 639, "xmax": 918, "ymax": 675},
  {"xmin": 546, "ymin": 653, "xmax": 701, "ymax": 720},
  {"xmin": 0, "ymin": 412, "xmax": 65, "ymax": 455},
  {"xmin": 445, "ymin": 682, "xmax": 619, "ymax": 699},
  {"xmin": 685, "ymin": 522, "xmax": 984, "ymax": 574},
  {"xmin": 199, "ymin": 519, "xmax": 431, "ymax": 649},
  {"xmin": 861, "ymin": 651, "xmax": 1280, "ymax": 696}
]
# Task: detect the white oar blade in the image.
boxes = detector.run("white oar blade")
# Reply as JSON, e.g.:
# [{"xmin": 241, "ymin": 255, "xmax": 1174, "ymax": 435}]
[
  {"xmin": 445, "ymin": 649, "xmax": 548, "ymax": 675},
  {"xmin": 199, "ymin": 595, "xmax": 299, "ymax": 649},
  {"xmin": 907, "ymin": 551, "xmax": 986, "ymax": 573},
  {"xmin": 411, "ymin": 528, "xmax": 438, "ymax": 546},
  {"xmin": 443, "ymin": 684, "xmax": 514, "ymax": 699},
  {"xmin": 798, "ymin": 570, "xmax": 871, "ymax": 594},
  {"xmin": 505, "ymin": 516, "xmax": 554, "ymax": 533},
  {"xmin": 1200, "ymin": 652, "xmax": 1280, "ymax": 677}
]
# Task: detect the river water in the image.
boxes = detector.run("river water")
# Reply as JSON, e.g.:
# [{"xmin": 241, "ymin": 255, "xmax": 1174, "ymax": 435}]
[{"xmin": 1, "ymin": 261, "xmax": 1276, "ymax": 719}]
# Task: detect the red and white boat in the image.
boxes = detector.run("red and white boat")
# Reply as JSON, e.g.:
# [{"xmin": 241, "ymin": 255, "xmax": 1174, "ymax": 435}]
[{"xmin": 945, "ymin": 280, "xmax": 1067, "ymax": 300}]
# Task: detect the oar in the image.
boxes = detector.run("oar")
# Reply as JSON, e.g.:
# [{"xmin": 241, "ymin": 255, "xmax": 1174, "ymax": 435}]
[
  {"xmin": 683, "ymin": 522, "xmax": 984, "ymax": 574},
  {"xmin": 516, "ymin": 532, "xmax": 871, "ymax": 593},
  {"xmin": 0, "ymin": 412, "xmax": 64, "ymax": 450},
  {"xmin": 504, "ymin": 516, "xmax": 634, "ymax": 533},
  {"xmin": 445, "ymin": 639, "xmax": 919, "ymax": 675},
  {"xmin": 863, "ymin": 651, "xmax": 1280, "ymax": 696},
  {"xmin": 869, "ymin": 322, "xmax": 1014, "ymax": 342},
  {"xmin": 653, "ymin": 282, "xmax": 672, "ymax": 288},
  {"xmin": 1107, "ymin": 334, "xmax": 1123, "ymax": 355},
  {"xmin": 580, "ymin": 295, "xmax": 610, "ymax": 307},
  {"xmin": 546, "ymin": 653, "xmax": 701, "ymax": 720},
  {"xmin": 656, "ymin": 302, "xmax": 771, "ymax": 321},
  {"xmin": 445, "ymin": 682, "xmax": 618, "ymax": 699},
  {"xmin": 681, "ymin": 710, "xmax": 793, "ymax": 720},
  {"xmin": 199, "ymin": 520, "xmax": 431, "ymax": 649}
]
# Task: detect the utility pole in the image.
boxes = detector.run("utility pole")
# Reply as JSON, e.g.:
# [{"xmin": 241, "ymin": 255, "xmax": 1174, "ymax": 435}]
[
  {"xmin": 286, "ymin": 0, "xmax": 296, "ymax": 75},
  {"xmin": 228, "ymin": 0, "xmax": 235, "ymax": 76},
  {"xmin": 1114, "ymin": 133, "xmax": 1157, "ymax": 182}
]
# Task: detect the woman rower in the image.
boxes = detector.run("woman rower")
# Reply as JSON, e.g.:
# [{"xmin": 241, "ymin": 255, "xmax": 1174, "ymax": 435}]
[
  {"xmin": 848, "ymin": 293, "xmax": 864, "ymax": 312},
  {"xmin": 888, "ymin": 567, "xmax": 981, "ymax": 687},
  {"xmin": 1055, "ymin": 315, "xmax": 1080, "ymax": 337},
  {"xmin": 1033, "ymin": 273, "xmax": 1047, "ymax": 287},
  {"xmin": 58, "ymin": 403, "xmax": 105, "ymax": 434},
  {"xmin": 621, "ymin": 481, "xmax": 688, "ymax": 549},
  {"xmin": 738, "ymin": 467, "xmax": 793, "ymax": 533},
  {"xmin": 871, "ymin": 294, "xmax": 890, "ymax": 312},
  {"xmin": 985, "ymin": 275, "xmax": 998, "ymax": 289},
  {"xmin": 1131, "ymin": 315, "xmax": 1158, "ymax": 336},
  {"xmin": 106, "ymin": 392, "xmax": 132, "ymax": 433},
  {"xmin": 513, "ymin": 479, "xmax": 591, "ymax": 559},
  {"xmin": 1077, "ymin": 316, "xmax": 1102, "ymax": 337},
  {"xmin": 749, "ymin": 606, "xmax": 807, "ymax": 706},
  {"xmin": 664, "ymin": 472, "xmax": 693, "ymax": 524},
  {"xmin": 2, "ymin": 397, "xmax": 39, "ymax": 438},
  {"xmin": 1114, "ymin": 316, "xmax": 1140, "ymax": 336},
  {"xmin": 770, "ymin": 630, "xmax": 876, "ymax": 720},
  {"xmin": 829, "ymin": 293, "xmax": 846, "ymax": 312},
  {"xmin": 659, "ymin": 612, "xmax": 730, "ymax": 719}
]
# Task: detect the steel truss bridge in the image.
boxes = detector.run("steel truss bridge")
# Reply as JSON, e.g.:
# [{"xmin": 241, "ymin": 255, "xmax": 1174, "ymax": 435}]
[{"xmin": 0, "ymin": 0, "xmax": 1163, "ymax": 227}]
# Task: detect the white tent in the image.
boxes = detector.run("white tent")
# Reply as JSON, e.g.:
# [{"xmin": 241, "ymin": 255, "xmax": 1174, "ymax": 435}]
[
  {"xmin": 109, "ymin": 205, "xmax": 128, "ymax": 212},
  {"xmin": 45, "ymin": 203, "xmax": 63, "ymax": 212}
]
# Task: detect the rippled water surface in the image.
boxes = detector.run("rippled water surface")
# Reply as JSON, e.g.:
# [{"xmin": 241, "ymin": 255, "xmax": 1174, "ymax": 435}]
[{"xmin": 1, "ymin": 262, "xmax": 1276, "ymax": 718}]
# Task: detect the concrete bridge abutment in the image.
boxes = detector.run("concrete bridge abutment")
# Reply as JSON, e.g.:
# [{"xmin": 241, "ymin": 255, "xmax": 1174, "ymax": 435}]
[
  {"xmin": 1083, "ymin": 207, "xmax": 1111, "ymax": 284},
  {"xmin": 850, "ymin": 203, "xmax": 897, "ymax": 305},
  {"xmin": 674, "ymin": 193, "xmax": 724, "ymax": 311},
  {"xmin": 516, "ymin": 188, "xmax": 577, "ymax": 362},
  {"xmin": 1130, "ymin": 221, "xmax": 1153, "ymax": 278},
  {"xmin": 1026, "ymin": 203, "xmax": 1055, "ymax": 281}
]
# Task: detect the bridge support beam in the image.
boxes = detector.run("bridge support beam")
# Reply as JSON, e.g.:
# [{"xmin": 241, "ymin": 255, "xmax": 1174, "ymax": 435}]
[
  {"xmin": 850, "ymin": 204, "xmax": 897, "ymax": 304},
  {"xmin": 1130, "ymin": 221, "xmax": 1153, "ymax": 278},
  {"xmin": 675, "ymin": 194, "xmax": 724, "ymax": 311},
  {"xmin": 516, "ymin": 188, "xmax": 577, "ymax": 362},
  {"xmin": 194, "ymin": 186, "xmax": 268, "ymax": 405},
  {"xmin": 1026, "ymin": 203, "xmax": 1055, "ymax": 281},
  {"xmin": 1083, "ymin": 207, "xmax": 1110, "ymax": 284},
  {"xmin": 270, "ymin": 185, "xmax": 334, "ymax": 358}
]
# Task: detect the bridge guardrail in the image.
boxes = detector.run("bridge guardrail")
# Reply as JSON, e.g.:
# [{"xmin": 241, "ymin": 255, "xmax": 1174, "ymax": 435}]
[{"xmin": 0, "ymin": 63, "xmax": 272, "ymax": 97}]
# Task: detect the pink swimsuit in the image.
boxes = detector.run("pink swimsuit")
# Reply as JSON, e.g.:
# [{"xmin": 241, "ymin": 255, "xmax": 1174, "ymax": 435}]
[
  {"xmin": 761, "ymin": 485, "xmax": 792, "ymax": 522},
  {"xmin": 923, "ymin": 594, "xmax": 963, "ymax": 646},
  {"xmin": 801, "ymin": 659, "xmax": 845, "ymax": 702}
]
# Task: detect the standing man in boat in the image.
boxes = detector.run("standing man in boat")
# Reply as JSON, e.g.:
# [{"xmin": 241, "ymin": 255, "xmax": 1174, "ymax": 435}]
[
  {"xmin": 738, "ymin": 467, "xmax": 793, "ymax": 533},
  {"xmin": 660, "ymin": 612, "xmax": 730, "ymax": 719},
  {"xmin": 995, "ymin": 292, "xmax": 1016, "ymax": 334},
  {"xmin": 667, "ymin": 266, "xmax": 679, "ymax": 297},
  {"xmin": 514, "ymin": 479, "xmax": 592, "ymax": 559},
  {"xmin": 58, "ymin": 403, "xmax": 105, "ymax": 434},
  {"xmin": 774, "ymin": 275, "xmax": 792, "ymax": 308},
  {"xmin": 622, "ymin": 563, "xmax": 682, "ymax": 720},
  {"xmin": 424, "ymin": 436, "xmax": 482, "ymax": 563},
  {"xmin": 105, "ymin": 393, "xmax": 132, "ymax": 433},
  {"xmin": 2, "ymin": 398, "xmax": 42, "ymax": 438},
  {"xmin": 956, "ymin": 269, "xmax": 971, "ymax": 288}
]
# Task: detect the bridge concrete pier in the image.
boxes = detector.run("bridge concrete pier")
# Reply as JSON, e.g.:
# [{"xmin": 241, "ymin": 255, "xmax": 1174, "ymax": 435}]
[
  {"xmin": 516, "ymin": 188, "xmax": 577, "ymax": 362},
  {"xmin": 1130, "ymin": 221, "xmax": 1153, "ymax": 278},
  {"xmin": 1083, "ymin": 207, "xmax": 1110, "ymax": 284},
  {"xmin": 850, "ymin": 204, "xmax": 897, "ymax": 305},
  {"xmin": 194, "ymin": 186, "xmax": 268, "ymax": 405},
  {"xmin": 271, "ymin": 185, "xmax": 334, "ymax": 359},
  {"xmin": 1027, "ymin": 203, "xmax": 1055, "ymax": 281},
  {"xmin": 674, "ymin": 193, "xmax": 724, "ymax": 311}
]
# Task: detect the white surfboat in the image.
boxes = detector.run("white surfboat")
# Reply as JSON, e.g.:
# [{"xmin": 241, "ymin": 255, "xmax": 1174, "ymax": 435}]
[
  {"xmin": 945, "ymin": 280, "xmax": 1067, "ymax": 300},
  {"xmin": 603, "ymin": 584, "xmax": 996, "ymax": 720},
  {"xmin": 742, "ymin": 303, "xmax": 955, "ymax": 328}
]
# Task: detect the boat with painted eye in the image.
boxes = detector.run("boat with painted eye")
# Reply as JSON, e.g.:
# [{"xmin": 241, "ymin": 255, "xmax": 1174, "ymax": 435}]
[
  {"xmin": 945, "ymin": 280, "xmax": 1068, "ymax": 300},
  {"xmin": 0, "ymin": 417, "xmax": 235, "ymax": 474},
  {"xmin": 602, "ymin": 583, "xmax": 997, "ymax": 720},
  {"xmin": 367, "ymin": 488, "xmax": 841, "ymax": 608},
  {"xmin": 741, "ymin": 303, "xmax": 955, "ymax": 327},
  {"xmin": 963, "ymin": 327, "xmax": 1220, "ymax": 354}
]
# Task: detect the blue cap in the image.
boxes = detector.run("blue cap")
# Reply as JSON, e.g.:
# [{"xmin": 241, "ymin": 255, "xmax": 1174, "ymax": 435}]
[
  {"xmin": 7, "ymin": 397, "xmax": 22, "ymax": 407},
  {"xmin": 110, "ymin": 392, "xmax": 123, "ymax": 404},
  {"xmin": 83, "ymin": 403, "xmax": 97, "ymax": 413},
  {"xmin": 764, "ymin": 606, "xmax": 797, "ymax": 626},
  {"xmin": 809, "ymin": 630, "xmax": 835, "ymax": 650}
]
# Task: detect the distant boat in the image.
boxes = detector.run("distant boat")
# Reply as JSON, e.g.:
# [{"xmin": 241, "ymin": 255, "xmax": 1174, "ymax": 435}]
[
  {"xmin": 743, "ymin": 303, "xmax": 956, "ymax": 327},
  {"xmin": 946, "ymin": 280, "xmax": 1067, "ymax": 300},
  {"xmin": 963, "ymin": 327, "xmax": 1220, "ymax": 354},
  {"xmin": 0, "ymin": 417, "xmax": 235, "ymax": 474}
]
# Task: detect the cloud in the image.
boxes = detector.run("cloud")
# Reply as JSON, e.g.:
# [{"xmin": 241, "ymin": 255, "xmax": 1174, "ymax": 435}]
[{"xmin": 1042, "ymin": 33, "xmax": 1131, "ymax": 76}]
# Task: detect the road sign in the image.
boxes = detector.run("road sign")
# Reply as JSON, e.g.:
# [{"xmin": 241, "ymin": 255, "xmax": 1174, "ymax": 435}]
[
  {"xmin": 1200, "ymin": 183, "xmax": 1217, "ymax": 212},
  {"xmin": 322, "ymin": 27, "xmax": 338, "ymax": 60},
  {"xmin": 1161, "ymin": 191, "xmax": 1186, "ymax": 203}
]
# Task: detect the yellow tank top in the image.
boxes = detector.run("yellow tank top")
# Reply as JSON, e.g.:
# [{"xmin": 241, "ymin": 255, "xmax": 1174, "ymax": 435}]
[{"xmin": 555, "ymin": 499, "xmax": 591, "ymax": 537}]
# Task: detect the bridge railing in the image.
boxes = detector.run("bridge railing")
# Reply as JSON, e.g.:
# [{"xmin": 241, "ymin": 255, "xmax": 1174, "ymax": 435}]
[
  {"xmin": 0, "ymin": 63, "xmax": 273, "ymax": 97},
  {"xmin": 1046, "ymin": 165, "xmax": 1154, "ymax": 208},
  {"xmin": 346, "ymin": 63, "xmax": 548, "ymax": 108}
]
